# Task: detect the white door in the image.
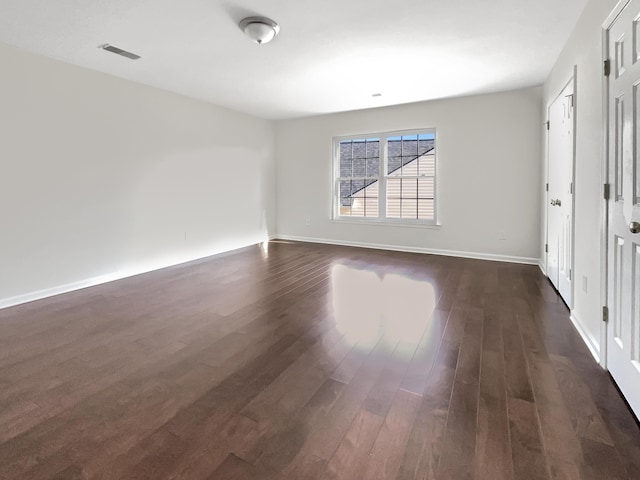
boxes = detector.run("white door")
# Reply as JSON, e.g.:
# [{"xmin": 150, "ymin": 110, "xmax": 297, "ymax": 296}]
[
  {"xmin": 547, "ymin": 81, "xmax": 574, "ymax": 308},
  {"xmin": 607, "ymin": 0, "xmax": 640, "ymax": 420}
]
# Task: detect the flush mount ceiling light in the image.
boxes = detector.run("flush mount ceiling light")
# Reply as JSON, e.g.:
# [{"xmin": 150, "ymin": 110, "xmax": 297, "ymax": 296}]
[{"xmin": 239, "ymin": 16, "xmax": 280, "ymax": 45}]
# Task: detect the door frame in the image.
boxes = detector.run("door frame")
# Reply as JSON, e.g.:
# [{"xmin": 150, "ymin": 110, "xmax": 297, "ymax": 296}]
[
  {"xmin": 601, "ymin": 0, "xmax": 632, "ymax": 370},
  {"xmin": 545, "ymin": 71, "xmax": 577, "ymax": 309}
]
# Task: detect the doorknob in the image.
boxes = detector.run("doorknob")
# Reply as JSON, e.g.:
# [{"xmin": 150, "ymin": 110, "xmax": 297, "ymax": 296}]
[
  {"xmin": 555, "ymin": 199, "xmax": 562, "ymax": 207},
  {"xmin": 550, "ymin": 199, "xmax": 556, "ymax": 206},
  {"xmin": 630, "ymin": 222, "xmax": 640, "ymax": 234}
]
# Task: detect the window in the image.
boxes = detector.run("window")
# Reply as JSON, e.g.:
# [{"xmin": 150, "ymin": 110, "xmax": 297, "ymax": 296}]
[{"xmin": 333, "ymin": 129, "xmax": 437, "ymax": 224}]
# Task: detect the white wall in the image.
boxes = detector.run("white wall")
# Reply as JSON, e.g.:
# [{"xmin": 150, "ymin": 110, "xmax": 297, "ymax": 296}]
[
  {"xmin": 275, "ymin": 88, "xmax": 542, "ymax": 262},
  {"xmin": 0, "ymin": 43, "xmax": 276, "ymax": 307},
  {"xmin": 542, "ymin": 0, "xmax": 618, "ymax": 361}
]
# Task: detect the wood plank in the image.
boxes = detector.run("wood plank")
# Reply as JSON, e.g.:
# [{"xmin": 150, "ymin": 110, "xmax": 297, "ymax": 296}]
[
  {"xmin": 240, "ymin": 378, "xmax": 345, "ymax": 472},
  {"xmin": 319, "ymin": 409, "xmax": 384, "ymax": 480},
  {"xmin": 436, "ymin": 380, "xmax": 479, "ymax": 480},
  {"xmin": 395, "ymin": 362, "xmax": 456, "ymax": 480},
  {"xmin": 282, "ymin": 339, "xmax": 397, "ymax": 478},
  {"xmin": 507, "ymin": 397, "xmax": 550, "ymax": 480},
  {"xmin": 0, "ymin": 242, "xmax": 637, "ymax": 479},
  {"xmin": 362, "ymin": 390, "xmax": 421, "ymax": 480},
  {"xmin": 399, "ymin": 308, "xmax": 449, "ymax": 396},
  {"xmin": 455, "ymin": 306, "xmax": 483, "ymax": 385},
  {"xmin": 474, "ymin": 347, "xmax": 513, "ymax": 480},
  {"xmin": 501, "ymin": 310, "xmax": 535, "ymax": 402},
  {"xmin": 207, "ymin": 453, "xmax": 277, "ymax": 480},
  {"xmin": 550, "ymin": 354, "xmax": 615, "ymax": 446}
]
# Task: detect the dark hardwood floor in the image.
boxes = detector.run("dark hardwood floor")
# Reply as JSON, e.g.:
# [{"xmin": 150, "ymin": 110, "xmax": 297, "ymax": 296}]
[{"xmin": 0, "ymin": 240, "xmax": 639, "ymax": 479}]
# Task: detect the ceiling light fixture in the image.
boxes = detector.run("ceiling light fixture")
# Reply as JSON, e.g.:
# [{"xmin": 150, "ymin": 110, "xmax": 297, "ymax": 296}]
[{"xmin": 239, "ymin": 16, "xmax": 280, "ymax": 45}]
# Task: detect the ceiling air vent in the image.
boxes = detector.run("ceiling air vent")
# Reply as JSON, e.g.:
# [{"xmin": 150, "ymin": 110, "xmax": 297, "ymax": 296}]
[{"xmin": 100, "ymin": 44, "xmax": 141, "ymax": 60}]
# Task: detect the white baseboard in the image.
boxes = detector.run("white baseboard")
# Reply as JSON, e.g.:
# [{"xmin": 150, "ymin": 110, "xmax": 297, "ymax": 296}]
[
  {"xmin": 569, "ymin": 311, "xmax": 601, "ymax": 364},
  {"xmin": 0, "ymin": 234, "xmax": 539, "ymax": 310},
  {"xmin": 0, "ymin": 274, "xmax": 123, "ymax": 310},
  {"xmin": 538, "ymin": 260, "xmax": 547, "ymax": 276},
  {"xmin": 0, "ymin": 239, "xmax": 274, "ymax": 310},
  {"xmin": 273, "ymin": 235, "xmax": 539, "ymax": 265}
]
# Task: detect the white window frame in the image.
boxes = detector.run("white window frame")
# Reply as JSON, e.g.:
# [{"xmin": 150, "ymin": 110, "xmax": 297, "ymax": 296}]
[{"xmin": 332, "ymin": 128, "xmax": 439, "ymax": 226}]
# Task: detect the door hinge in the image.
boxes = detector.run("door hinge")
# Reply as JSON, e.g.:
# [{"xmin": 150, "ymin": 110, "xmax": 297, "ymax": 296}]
[
  {"xmin": 546, "ymin": 183, "xmax": 549, "ymax": 192},
  {"xmin": 604, "ymin": 183, "xmax": 611, "ymax": 200},
  {"xmin": 603, "ymin": 306, "xmax": 609, "ymax": 323},
  {"xmin": 546, "ymin": 120, "xmax": 550, "ymax": 130},
  {"xmin": 569, "ymin": 269, "xmax": 572, "ymax": 281},
  {"xmin": 604, "ymin": 59, "xmax": 611, "ymax": 77},
  {"xmin": 570, "ymin": 182, "xmax": 573, "ymax": 194},
  {"xmin": 545, "ymin": 243, "xmax": 548, "ymax": 253}
]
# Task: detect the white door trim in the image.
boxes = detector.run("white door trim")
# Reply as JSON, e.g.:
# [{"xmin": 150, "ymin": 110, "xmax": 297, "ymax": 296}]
[
  {"xmin": 602, "ymin": 0, "xmax": 640, "ymax": 382},
  {"xmin": 605, "ymin": 0, "xmax": 632, "ymax": 28},
  {"xmin": 600, "ymin": 1, "xmax": 632, "ymax": 370},
  {"xmin": 600, "ymin": 8, "xmax": 619, "ymax": 370},
  {"xmin": 545, "ymin": 72, "xmax": 577, "ymax": 309}
]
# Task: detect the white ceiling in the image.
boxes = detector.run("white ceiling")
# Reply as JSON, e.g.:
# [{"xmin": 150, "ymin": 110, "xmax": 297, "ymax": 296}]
[{"xmin": 0, "ymin": 0, "xmax": 589, "ymax": 120}]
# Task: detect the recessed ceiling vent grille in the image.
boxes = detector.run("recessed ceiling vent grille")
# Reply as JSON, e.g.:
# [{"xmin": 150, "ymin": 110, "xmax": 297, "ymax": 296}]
[{"xmin": 100, "ymin": 44, "xmax": 141, "ymax": 60}]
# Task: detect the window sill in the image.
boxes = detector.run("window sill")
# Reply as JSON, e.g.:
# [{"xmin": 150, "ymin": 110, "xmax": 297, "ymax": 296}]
[{"xmin": 331, "ymin": 218, "xmax": 442, "ymax": 229}]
